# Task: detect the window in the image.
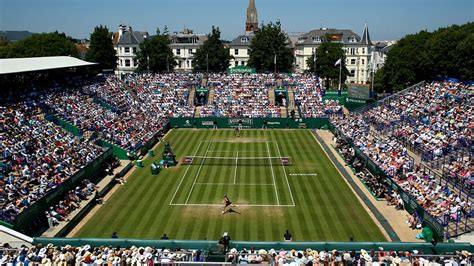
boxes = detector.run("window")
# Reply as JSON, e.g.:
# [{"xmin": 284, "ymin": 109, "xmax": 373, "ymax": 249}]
[
  {"xmin": 312, "ymin": 36, "xmax": 321, "ymax": 43},
  {"xmin": 361, "ymin": 59, "xmax": 365, "ymax": 65},
  {"xmin": 350, "ymin": 48, "xmax": 356, "ymax": 55},
  {"xmin": 133, "ymin": 47, "xmax": 137, "ymax": 54},
  {"xmin": 350, "ymin": 69, "xmax": 355, "ymax": 75},
  {"xmin": 124, "ymin": 47, "xmax": 130, "ymax": 53},
  {"xmin": 189, "ymin": 49, "xmax": 193, "ymax": 55},
  {"xmin": 176, "ymin": 49, "xmax": 181, "ymax": 55},
  {"xmin": 349, "ymin": 36, "xmax": 357, "ymax": 43},
  {"xmin": 241, "ymin": 36, "xmax": 249, "ymax": 43},
  {"xmin": 350, "ymin": 59, "xmax": 356, "ymax": 65},
  {"xmin": 125, "ymin": 59, "xmax": 130, "ymax": 67},
  {"xmin": 187, "ymin": 60, "xmax": 190, "ymax": 68},
  {"xmin": 362, "ymin": 48, "xmax": 365, "ymax": 54},
  {"xmin": 235, "ymin": 49, "xmax": 239, "ymax": 55}
]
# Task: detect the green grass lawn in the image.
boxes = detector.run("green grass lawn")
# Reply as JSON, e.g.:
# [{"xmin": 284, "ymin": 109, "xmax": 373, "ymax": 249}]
[{"xmin": 75, "ymin": 129, "xmax": 386, "ymax": 241}]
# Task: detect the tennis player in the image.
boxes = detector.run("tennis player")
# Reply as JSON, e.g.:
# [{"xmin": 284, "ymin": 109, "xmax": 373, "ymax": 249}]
[
  {"xmin": 234, "ymin": 127, "xmax": 240, "ymax": 137},
  {"xmin": 222, "ymin": 195, "xmax": 238, "ymax": 214}
]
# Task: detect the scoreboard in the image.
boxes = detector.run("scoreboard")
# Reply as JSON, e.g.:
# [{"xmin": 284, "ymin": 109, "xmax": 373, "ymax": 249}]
[{"xmin": 348, "ymin": 85, "xmax": 371, "ymax": 99}]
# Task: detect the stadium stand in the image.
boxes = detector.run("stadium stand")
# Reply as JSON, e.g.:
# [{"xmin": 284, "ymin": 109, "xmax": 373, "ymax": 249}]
[
  {"xmin": 328, "ymin": 80, "xmax": 473, "ymax": 238},
  {"xmin": 201, "ymin": 73, "xmax": 281, "ymax": 118},
  {"xmin": 1, "ymin": 69, "xmax": 472, "ymax": 241}
]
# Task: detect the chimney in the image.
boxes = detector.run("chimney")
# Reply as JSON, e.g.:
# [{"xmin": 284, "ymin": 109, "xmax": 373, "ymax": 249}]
[{"xmin": 118, "ymin": 24, "xmax": 126, "ymax": 37}]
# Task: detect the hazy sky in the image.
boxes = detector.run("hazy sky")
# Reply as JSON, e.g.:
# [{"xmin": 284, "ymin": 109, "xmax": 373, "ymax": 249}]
[{"xmin": 1, "ymin": 0, "xmax": 472, "ymax": 41}]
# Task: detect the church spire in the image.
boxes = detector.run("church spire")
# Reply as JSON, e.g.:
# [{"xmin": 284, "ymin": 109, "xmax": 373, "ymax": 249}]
[
  {"xmin": 360, "ymin": 22, "xmax": 372, "ymax": 45},
  {"xmin": 245, "ymin": 0, "xmax": 258, "ymax": 33}
]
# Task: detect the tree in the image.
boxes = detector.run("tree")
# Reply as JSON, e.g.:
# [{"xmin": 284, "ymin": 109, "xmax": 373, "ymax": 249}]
[
  {"xmin": 193, "ymin": 26, "xmax": 231, "ymax": 71},
  {"xmin": 0, "ymin": 32, "xmax": 78, "ymax": 58},
  {"xmin": 248, "ymin": 21, "xmax": 294, "ymax": 72},
  {"xmin": 85, "ymin": 25, "xmax": 117, "ymax": 70},
  {"xmin": 377, "ymin": 22, "xmax": 473, "ymax": 91},
  {"xmin": 135, "ymin": 26, "xmax": 176, "ymax": 72},
  {"xmin": 306, "ymin": 42, "xmax": 349, "ymax": 89}
]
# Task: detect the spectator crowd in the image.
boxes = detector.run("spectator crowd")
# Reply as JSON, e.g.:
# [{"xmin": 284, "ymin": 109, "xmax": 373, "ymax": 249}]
[
  {"xmin": 0, "ymin": 244, "xmax": 471, "ymax": 265},
  {"xmin": 330, "ymin": 80, "xmax": 472, "ymax": 227}
]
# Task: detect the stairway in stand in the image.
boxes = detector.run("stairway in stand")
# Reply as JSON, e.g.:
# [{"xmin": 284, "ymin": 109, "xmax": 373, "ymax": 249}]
[
  {"xmin": 280, "ymin": 106, "xmax": 287, "ymax": 118},
  {"xmin": 208, "ymin": 87, "xmax": 215, "ymax": 104},
  {"xmin": 188, "ymin": 86, "xmax": 196, "ymax": 106},
  {"xmin": 287, "ymin": 87, "xmax": 299, "ymax": 118},
  {"xmin": 268, "ymin": 88, "xmax": 275, "ymax": 106},
  {"xmin": 287, "ymin": 87, "xmax": 295, "ymax": 108},
  {"xmin": 194, "ymin": 106, "xmax": 202, "ymax": 117}
]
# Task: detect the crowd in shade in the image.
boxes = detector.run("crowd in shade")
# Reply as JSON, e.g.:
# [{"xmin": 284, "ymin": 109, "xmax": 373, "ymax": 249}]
[
  {"xmin": 365, "ymin": 81, "xmax": 472, "ymax": 162},
  {"xmin": 330, "ymin": 82, "xmax": 472, "ymax": 223},
  {"xmin": 45, "ymin": 179, "xmax": 97, "ymax": 226},
  {"xmin": 200, "ymin": 73, "xmax": 281, "ymax": 118},
  {"xmin": 0, "ymin": 103, "xmax": 104, "ymax": 224},
  {"xmin": 1, "ymin": 244, "xmax": 472, "ymax": 265},
  {"xmin": 287, "ymin": 74, "xmax": 343, "ymax": 117},
  {"xmin": 43, "ymin": 74, "xmax": 195, "ymax": 151},
  {"xmin": 333, "ymin": 136, "xmax": 389, "ymax": 200}
]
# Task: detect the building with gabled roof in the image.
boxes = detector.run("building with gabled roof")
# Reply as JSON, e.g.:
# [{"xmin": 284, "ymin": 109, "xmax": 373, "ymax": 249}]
[
  {"xmin": 114, "ymin": 24, "xmax": 149, "ymax": 74},
  {"xmin": 295, "ymin": 23, "xmax": 373, "ymax": 84},
  {"xmin": 170, "ymin": 28, "xmax": 207, "ymax": 72}
]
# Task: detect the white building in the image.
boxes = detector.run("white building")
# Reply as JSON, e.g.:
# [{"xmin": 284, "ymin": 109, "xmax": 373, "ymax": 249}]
[
  {"xmin": 114, "ymin": 24, "xmax": 148, "ymax": 74},
  {"xmin": 170, "ymin": 29, "xmax": 207, "ymax": 72},
  {"xmin": 229, "ymin": 34, "xmax": 254, "ymax": 68},
  {"xmin": 295, "ymin": 24, "xmax": 373, "ymax": 84},
  {"xmin": 370, "ymin": 40, "xmax": 397, "ymax": 72}
]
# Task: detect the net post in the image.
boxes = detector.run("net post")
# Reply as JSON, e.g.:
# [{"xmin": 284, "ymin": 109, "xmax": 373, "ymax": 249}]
[
  {"xmin": 182, "ymin": 156, "xmax": 193, "ymax": 164},
  {"xmin": 281, "ymin": 157, "xmax": 291, "ymax": 165}
]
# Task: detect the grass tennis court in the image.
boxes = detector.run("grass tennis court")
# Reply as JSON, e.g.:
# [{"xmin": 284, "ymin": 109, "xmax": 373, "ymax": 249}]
[
  {"xmin": 75, "ymin": 129, "xmax": 386, "ymax": 241},
  {"xmin": 170, "ymin": 140, "xmax": 294, "ymax": 207}
]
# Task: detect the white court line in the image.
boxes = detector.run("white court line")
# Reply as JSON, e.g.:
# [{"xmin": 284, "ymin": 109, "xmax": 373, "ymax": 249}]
[
  {"xmin": 233, "ymin": 151, "xmax": 239, "ymax": 184},
  {"xmin": 170, "ymin": 203, "xmax": 295, "ymax": 207},
  {"xmin": 289, "ymin": 173, "xmax": 318, "ymax": 176},
  {"xmin": 275, "ymin": 141, "xmax": 296, "ymax": 206},
  {"xmin": 266, "ymin": 142, "xmax": 280, "ymax": 205},
  {"xmin": 207, "ymin": 150, "xmax": 263, "ymax": 153},
  {"xmin": 195, "ymin": 182, "xmax": 275, "ymax": 186},
  {"xmin": 169, "ymin": 141, "xmax": 204, "ymax": 205},
  {"xmin": 184, "ymin": 141, "xmax": 212, "ymax": 204},
  {"xmin": 204, "ymin": 140, "xmax": 277, "ymax": 143}
]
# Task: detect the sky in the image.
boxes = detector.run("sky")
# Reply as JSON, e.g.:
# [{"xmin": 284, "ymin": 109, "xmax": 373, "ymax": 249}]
[{"xmin": 1, "ymin": 0, "xmax": 473, "ymax": 41}]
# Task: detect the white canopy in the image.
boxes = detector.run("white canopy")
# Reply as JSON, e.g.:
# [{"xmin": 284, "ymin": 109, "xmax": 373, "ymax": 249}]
[{"xmin": 0, "ymin": 56, "xmax": 98, "ymax": 75}]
